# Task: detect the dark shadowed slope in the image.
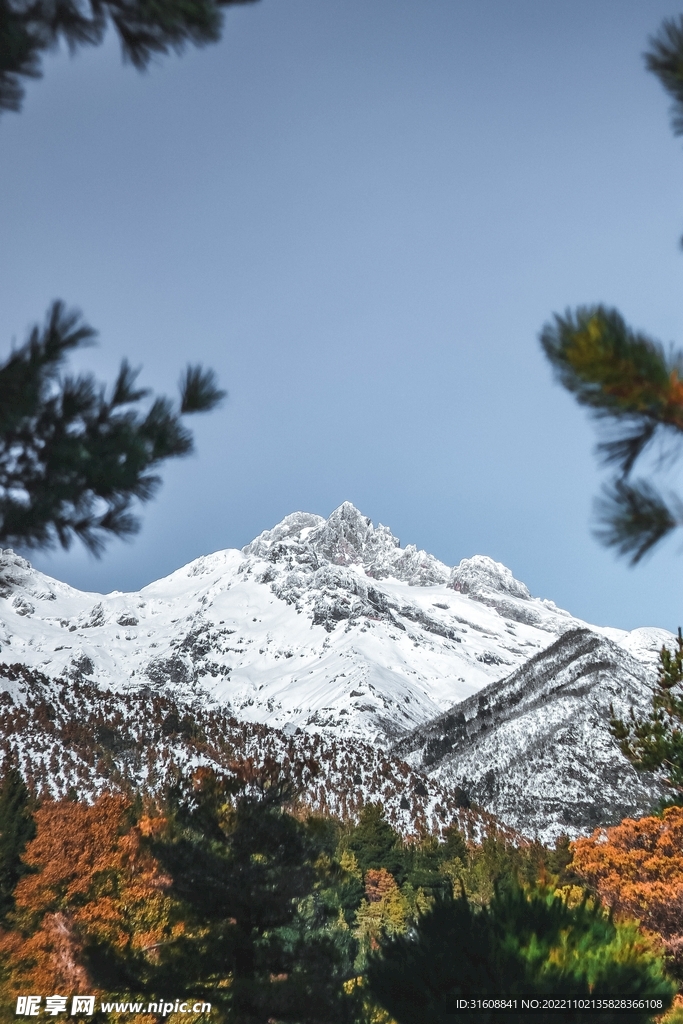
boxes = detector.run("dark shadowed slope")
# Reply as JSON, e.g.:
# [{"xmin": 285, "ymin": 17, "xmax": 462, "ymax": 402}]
[{"xmin": 394, "ymin": 628, "xmax": 666, "ymax": 842}]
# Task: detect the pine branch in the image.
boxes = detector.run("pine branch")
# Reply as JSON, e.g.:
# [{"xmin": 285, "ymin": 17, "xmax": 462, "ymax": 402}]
[
  {"xmin": 111, "ymin": 359, "xmax": 149, "ymax": 406},
  {"xmin": 541, "ymin": 306, "xmax": 683, "ymax": 559},
  {"xmin": 179, "ymin": 364, "xmax": 226, "ymax": 414},
  {"xmin": 595, "ymin": 422, "xmax": 657, "ymax": 477},
  {"xmin": 540, "ymin": 306, "xmax": 681, "ymax": 424},
  {"xmin": 0, "ymin": 0, "xmax": 259, "ymax": 115},
  {"xmin": 0, "ymin": 300, "xmax": 97, "ymax": 434},
  {"xmin": 0, "ymin": 301, "xmax": 224, "ymax": 555},
  {"xmin": 593, "ymin": 478, "xmax": 680, "ymax": 565},
  {"xmin": 645, "ymin": 16, "xmax": 683, "ymax": 137}
]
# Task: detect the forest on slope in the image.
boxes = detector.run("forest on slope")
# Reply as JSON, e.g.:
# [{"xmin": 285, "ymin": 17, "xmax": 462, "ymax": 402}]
[{"xmin": 0, "ymin": 752, "xmax": 682, "ymax": 1024}]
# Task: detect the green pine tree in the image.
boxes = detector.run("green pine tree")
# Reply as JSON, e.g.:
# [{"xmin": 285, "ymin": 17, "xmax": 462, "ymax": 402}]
[
  {"xmin": 147, "ymin": 767, "xmax": 362, "ymax": 1024},
  {"xmin": 344, "ymin": 803, "xmax": 405, "ymax": 880},
  {"xmin": 0, "ymin": 301, "xmax": 224, "ymax": 555},
  {"xmin": 611, "ymin": 628, "xmax": 683, "ymax": 800},
  {"xmin": 366, "ymin": 884, "xmax": 675, "ymax": 1024},
  {"xmin": 0, "ymin": 756, "xmax": 35, "ymax": 924}
]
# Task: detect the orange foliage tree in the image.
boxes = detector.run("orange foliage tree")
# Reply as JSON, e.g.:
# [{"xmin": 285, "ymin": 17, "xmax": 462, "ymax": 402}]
[
  {"xmin": 570, "ymin": 806, "xmax": 683, "ymax": 976},
  {"xmin": 0, "ymin": 794, "xmax": 182, "ymax": 1005}
]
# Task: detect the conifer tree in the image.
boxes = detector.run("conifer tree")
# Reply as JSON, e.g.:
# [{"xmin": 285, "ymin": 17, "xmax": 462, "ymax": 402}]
[
  {"xmin": 344, "ymin": 803, "xmax": 404, "ymax": 880},
  {"xmin": 0, "ymin": 301, "xmax": 225, "ymax": 554},
  {"xmin": 0, "ymin": 755, "xmax": 35, "ymax": 924},
  {"xmin": 367, "ymin": 884, "xmax": 675, "ymax": 1024},
  {"xmin": 541, "ymin": 17, "xmax": 683, "ymax": 562},
  {"xmin": 151, "ymin": 767, "xmax": 361, "ymax": 1024},
  {"xmin": 0, "ymin": 0, "xmax": 258, "ymax": 115},
  {"xmin": 611, "ymin": 628, "xmax": 683, "ymax": 798}
]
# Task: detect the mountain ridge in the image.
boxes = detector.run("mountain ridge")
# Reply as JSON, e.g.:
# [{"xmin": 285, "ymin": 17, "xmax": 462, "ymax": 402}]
[
  {"xmin": 394, "ymin": 628, "xmax": 666, "ymax": 841},
  {"xmin": 0, "ymin": 502, "xmax": 668, "ymax": 744},
  {"xmin": 0, "ymin": 502, "xmax": 672, "ymax": 840},
  {"xmin": 0, "ymin": 658, "xmax": 511, "ymax": 844}
]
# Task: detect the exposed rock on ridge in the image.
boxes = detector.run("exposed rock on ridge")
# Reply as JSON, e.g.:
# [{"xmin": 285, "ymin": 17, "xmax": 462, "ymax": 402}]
[
  {"xmin": 245, "ymin": 502, "xmax": 451, "ymax": 586},
  {"xmin": 394, "ymin": 628, "xmax": 666, "ymax": 843}
]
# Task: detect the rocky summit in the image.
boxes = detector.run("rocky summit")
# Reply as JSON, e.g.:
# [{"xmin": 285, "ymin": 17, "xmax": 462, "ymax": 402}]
[{"xmin": 0, "ymin": 502, "xmax": 673, "ymax": 840}]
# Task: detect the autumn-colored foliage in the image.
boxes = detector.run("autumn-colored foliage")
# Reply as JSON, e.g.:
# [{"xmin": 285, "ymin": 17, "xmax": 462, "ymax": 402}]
[
  {"xmin": 0, "ymin": 794, "xmax": 180, "ymax": 1001},
  {"xmin": 570, "ymin": 807, "xmax": 683, "ymax": 976},
  {"xmin": 0, "ymin": 778, "xmax": 677, "ymax": 1024},
  {"xmin": 364, "ymin": 869, "xmax": 398, "ymax": 904},
  {"xmin": 354, "ymin": 869, "xmax": 407, "ymax": 952}
]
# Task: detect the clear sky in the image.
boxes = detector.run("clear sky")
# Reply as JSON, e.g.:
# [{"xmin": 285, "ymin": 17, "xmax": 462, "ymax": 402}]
[{"xmin": 2, "ymin": 0, "xmax": 683, "ymax": 631}]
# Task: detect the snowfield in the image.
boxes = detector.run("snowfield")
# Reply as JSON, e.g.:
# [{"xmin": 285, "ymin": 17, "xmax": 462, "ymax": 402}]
[
  {"xmin": 0, "ymin": 502, "xmax": 672, "ymax": 840},
  {"xmin": 0, "ymin": 502, "xmax": 671, "ymax": 744}
]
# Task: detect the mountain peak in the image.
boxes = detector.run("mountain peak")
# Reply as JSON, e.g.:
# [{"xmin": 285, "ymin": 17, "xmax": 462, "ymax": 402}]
[
  {"xmin": 242, "ymin": 503, "xmax": 450, "ymax": 585},
  {"xmin": 0, "ymin": 548, "xmax": 62, "ymax": 605},
  {"xmin": 242, "ymin": 511, "xmax": 324, "ymax": 558},
  {"xmin": 449, "ymin": 555, "xmax": 531, "ymax": 601},
  {"xmin": 308, "ymin": 502, "xmax": 400, "ymax": 567},
  {"xmin": 243, "ymin": 502, "xmax": 401, "ymax": 567}
]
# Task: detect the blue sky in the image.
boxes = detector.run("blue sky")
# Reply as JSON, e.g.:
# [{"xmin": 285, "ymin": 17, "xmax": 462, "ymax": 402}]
[{"xmin": 2, "ymin": 0, "xmax": 683, "ymax": 631}]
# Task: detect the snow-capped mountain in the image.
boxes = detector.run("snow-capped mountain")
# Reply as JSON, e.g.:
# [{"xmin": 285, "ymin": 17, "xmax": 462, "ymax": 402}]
[
  {"xmin": 0, "ymin": 502, "xmax": 671, "ymax": 747},
  {"xmin": 394, "ymin": 628, "xmax": 667, "ymax": 843}
]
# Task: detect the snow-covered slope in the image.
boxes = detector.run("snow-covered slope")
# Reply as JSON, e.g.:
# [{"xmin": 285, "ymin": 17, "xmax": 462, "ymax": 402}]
[
  {"xmin": 2, "ymin": 661, "xmax": 512, "ymax": 843},
  {"xmin": 0, "ymin": 502, "xmax": 671, "ymax": 747},
  {"xmin": 394, "ymin": 629, "xmax": 667, "ymax": 843}
]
